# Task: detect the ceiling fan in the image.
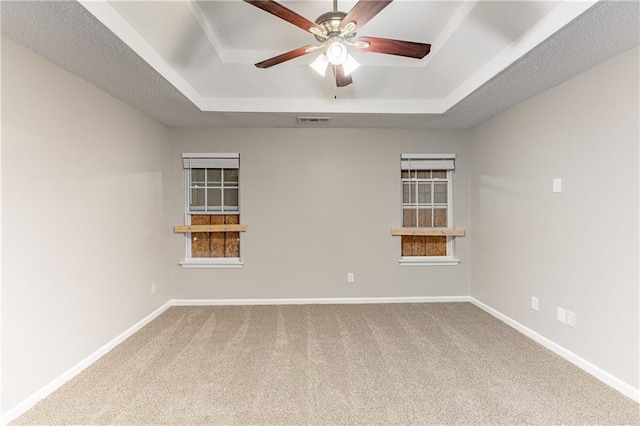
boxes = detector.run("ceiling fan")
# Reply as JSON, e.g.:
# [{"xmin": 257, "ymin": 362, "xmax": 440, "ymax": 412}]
[{"xmin": 244, "ymin": 0, "xmax": 431, "ymax": 87}]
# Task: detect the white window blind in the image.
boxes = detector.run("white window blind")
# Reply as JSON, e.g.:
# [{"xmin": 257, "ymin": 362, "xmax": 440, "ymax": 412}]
[
  {"xmin": 401, "ymin": 153, "xmax": 455, "ymax": 171},
  {"xmin": 182, "ymin": 153, "xmax": 239, "ymax": 169}
]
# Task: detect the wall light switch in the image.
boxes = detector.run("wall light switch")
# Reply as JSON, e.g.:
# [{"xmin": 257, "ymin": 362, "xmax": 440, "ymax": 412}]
[
  {"xmin": 553, "ymin": 178, "xmax": 562, "ymax": 193},
  {"xmin": 531, "ymin": 296, "xmax": 539, "ymax": 311},
  {"xmin": 557, "ymin": 307, "xmax": 566, "ymax": 324}
]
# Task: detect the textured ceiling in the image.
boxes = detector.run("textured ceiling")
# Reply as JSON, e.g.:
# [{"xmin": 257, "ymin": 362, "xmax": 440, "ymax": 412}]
[{"xmin": 1, "ymin": 0, "xmax": 639, "ymax": 129}]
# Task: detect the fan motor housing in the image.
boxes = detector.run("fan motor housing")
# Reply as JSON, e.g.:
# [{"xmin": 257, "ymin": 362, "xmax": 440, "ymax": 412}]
[{"xmin": 314, "ymin": 11, "xmax": 352, "ymax": 42}]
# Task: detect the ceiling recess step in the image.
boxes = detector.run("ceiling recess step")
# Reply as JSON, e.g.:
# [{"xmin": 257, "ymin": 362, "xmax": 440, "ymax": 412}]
[{"xmin": 297, "ymin": 117, "xmax": 331, "ymax": 123}]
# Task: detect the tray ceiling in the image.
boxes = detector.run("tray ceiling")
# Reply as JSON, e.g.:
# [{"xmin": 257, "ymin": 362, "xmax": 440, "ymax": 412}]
[{"xmin": 1, "ymin": 0, "xmax": 639, "ymax": 128}]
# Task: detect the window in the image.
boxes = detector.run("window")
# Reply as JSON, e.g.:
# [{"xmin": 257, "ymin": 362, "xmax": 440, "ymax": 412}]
[
  {"xmin": 398, "ymin": 154, "xmax": 460, "ymax": 265},
  {"xmin": 180, "ymin": 153, "xmax": 242, "ymax": 268}
]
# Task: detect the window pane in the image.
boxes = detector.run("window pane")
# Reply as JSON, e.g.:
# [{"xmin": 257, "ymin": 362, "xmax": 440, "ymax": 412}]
[
  {"xmin": 418, "ymin": 208, "xmax": 433, "ymax": 227},
  {"xmin": 401, "ymin": 170, "xmax": 410, "ymax": 179},
  {"xmin": 190, "ymin": 188, "xmax": 205, "ymax": 210},
  {"xmin": 407, "ymin": 235, "xmax": 427, "ymax": 256},
  {"xmin": 401, "ymin": 235, "xmax": 413, "ymax": 256},
  {"xmin": 210, "ymin": 215, "xmax": 225, "ymax": 257},
  {"xmin": 207, "ymin": 169, "xmax": 221, "ymax": 186},
  {"xmin": 417, "ymin": 182, "xmax": 432, "ymax": 204},
  {"xmin": 403, "ymin": 183, "xmax": 415, "ymax": 204},
  {"xmin": 417, "ymin": 170, "xmax": 431, "ymax": 179},
  {"xmin": 402, "ymin": 236, "xmax": 447, "ymax": 257},
  {"xmin": 224, "ymin": 214, "xmax": 240, "ymax": 257},
  {"xmin": 210, "ymin": 215, "xmax": 240, "ymax": 258},
  {"xmin": 434, "ymin": 183, "xmax": 448, "ymax": 204},
  {"xmin": 403, "ymin": 208, "xmax": 417, "ymax": 227},
  {"xmin": 224, "ymin": 169, "xmax": 238, "ymax": 186},
  {"xmin": 191, "ymin": 169, "xmax": 205, "ymax": 185},
  {"xmin": 190, "ymin": 215, "xmax": 210, "ymax": 258},
  {"xmin": 207, "ymin": 188, "xmax": 222, "ymax": 210},
  {"xmin": 224, "ymin": 188, "xmax": 239, "ymax": 209},
  {"xmin": 434, "ymin": 208, "xmax": 447, "ymax": 227},
  {"xmin": 432, "ymin": 170, "xmax": 446, "ymax": 179},
  {"xmin": 426, "ymin": 236, "xmax": 447, "ymax": 256}
]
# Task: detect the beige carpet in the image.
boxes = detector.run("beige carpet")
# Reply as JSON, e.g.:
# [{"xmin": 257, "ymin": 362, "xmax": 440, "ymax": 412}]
[{"xmin": 12, "ymin": 303, "xmax": 640, "ymax": 425}]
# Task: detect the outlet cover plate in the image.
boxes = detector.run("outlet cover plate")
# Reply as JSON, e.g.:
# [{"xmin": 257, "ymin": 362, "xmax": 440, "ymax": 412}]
[{"xmin": 531, "ymin": 296, "xmax": 539, "ymax": 311}]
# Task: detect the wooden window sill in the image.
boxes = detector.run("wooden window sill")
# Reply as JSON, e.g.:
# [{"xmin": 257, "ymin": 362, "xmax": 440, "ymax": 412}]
[
  {"xmin": 174, "ymin": 224, "xmax": 247, "ymax": 233},
  {"xmin": 391, "ymin": 227, "xmax": 465, "ymax": 237}
]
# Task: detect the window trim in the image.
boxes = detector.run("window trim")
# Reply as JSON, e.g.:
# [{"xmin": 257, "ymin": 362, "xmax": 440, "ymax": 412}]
[
  {"xmin": 179, "ymin": 257, "xmax": 244, "ymax": 269},
  {"xmin": 399, "ymin": 256, "xmax": 461, "ymax": 266},
  {"xmin": 399, "ymin": 154, "xmax": 459, "ymax": 265},
  {"xmin": 181, "ymin": 153, "xmax": 243, "ymax": 269}
]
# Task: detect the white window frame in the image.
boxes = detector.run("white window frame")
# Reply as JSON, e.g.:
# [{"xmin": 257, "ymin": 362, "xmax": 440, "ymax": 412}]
[
  {"xmin": 400, "ymin": 154, "xmax": 460, "ymax": 266},
  {"xmin": 180, "ymin": 153, "xmax": 243, "ymax": 269}
]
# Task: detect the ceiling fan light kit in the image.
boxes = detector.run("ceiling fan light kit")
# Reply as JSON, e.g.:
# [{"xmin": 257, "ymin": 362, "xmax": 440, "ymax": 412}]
[
  {"xmin": 309, "ymin": 54, "xmax": 329, "ymax": 77},
  {"xmin": 244, "ymin": 0, "xmax": 431, "ymax": 88},
  {"xmin": 326, "ymin": 38, "xmax": 348, "ymax": 65},
  {"xmin": 341, "ymin": 54, "xmax": 360, "ymax": 76}
]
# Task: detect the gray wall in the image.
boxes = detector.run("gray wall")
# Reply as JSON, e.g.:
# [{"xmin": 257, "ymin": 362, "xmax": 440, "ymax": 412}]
[
  {"xmin": 168, "ymin": 128, "xmax": 471, "ymax": 300},
  {"xmin": 470, "ymin": 46, "xmax": 639, "ymax": 388},
  {"xmin": 1, "ymin": 37, "xmax": 172, "ymax": 412},
  {"xmin": 2, "ymin": 35, "xmax": 638, "ymax": 418}
]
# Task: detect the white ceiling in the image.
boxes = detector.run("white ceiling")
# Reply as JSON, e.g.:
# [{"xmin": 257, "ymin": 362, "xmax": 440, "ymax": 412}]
[{"xmin": 1, "ymin": 0, "xmax": 638, "ymax": 128}]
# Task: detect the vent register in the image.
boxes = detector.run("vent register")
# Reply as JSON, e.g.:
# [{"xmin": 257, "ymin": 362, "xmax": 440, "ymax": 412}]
[{"xmin": 297, "ymin": 117, "xmax": 331, "ymax": 123}]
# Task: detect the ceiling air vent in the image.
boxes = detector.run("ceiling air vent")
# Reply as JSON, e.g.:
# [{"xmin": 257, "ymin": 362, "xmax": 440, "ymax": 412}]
[{"xmin": 297, "ymin": 117, "xmax": 331, "ymax": 124}]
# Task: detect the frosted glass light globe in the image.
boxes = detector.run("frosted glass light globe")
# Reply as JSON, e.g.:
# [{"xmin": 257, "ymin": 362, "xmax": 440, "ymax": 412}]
[{"xmin": 326, "ymin": 41, "xmax": 347, "ymax": 65}]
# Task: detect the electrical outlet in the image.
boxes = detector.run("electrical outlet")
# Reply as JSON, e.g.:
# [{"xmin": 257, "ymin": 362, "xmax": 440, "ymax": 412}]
[
  {"xmin": 566, "ymin": 311, "xmax": 576, "ymax": 328},
  {"xmin": 151, "ymin": 282, "xmax": 157, "ymax": 295},
  {"xmin": 553, "ymin": 178, "xmax": 562, "ymax": 193},
  {"xmin": 347, "ymin": 273, "xmax": 355, "ymax": 283},
  {"xmin": 531, "ymin": 296, "xmax": 539, "ymax": 311},
  {"xmin": 557, "ymin": 307, "xmax": 566, "ymax": 324}
]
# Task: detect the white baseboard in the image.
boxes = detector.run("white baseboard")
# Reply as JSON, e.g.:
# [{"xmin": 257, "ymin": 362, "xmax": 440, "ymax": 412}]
[
  {"xmin": 1, "ymin": 300, "xmax": 173, "ymax": 425},
  {"xmin": 5, "ymin": 295, "xmax": 637, "ymax": 425},
  {"xmin": 171, "ymin": 296, "xmax": 471, "ymax": 306},
  {"xmin": 0, "ymin": 295, "xmax": 469, "ymax": 424},
  {"xmin": 470, "ymin": 297, "xmax": 640, "ymax": 403}
]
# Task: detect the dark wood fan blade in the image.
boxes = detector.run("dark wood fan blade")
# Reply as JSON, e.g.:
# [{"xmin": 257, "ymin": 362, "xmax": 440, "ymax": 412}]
[
  {"xmin": 255, "ymin": 45, "xmax": 319, "ymax": 68},
  {"xmin": 355, "ymin": 36, "xmax": 431, "ymax": 59},
  {"xmin": 244, "ymin": 0, "xmax": 324, "ymax": 34},
  {"xmin": 333, "ymin": 65, "xmax": 353, "ymax": 87},
  {"xmin": 340, "ymin": 0, "xmax": 393, "ymax": 32}
]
